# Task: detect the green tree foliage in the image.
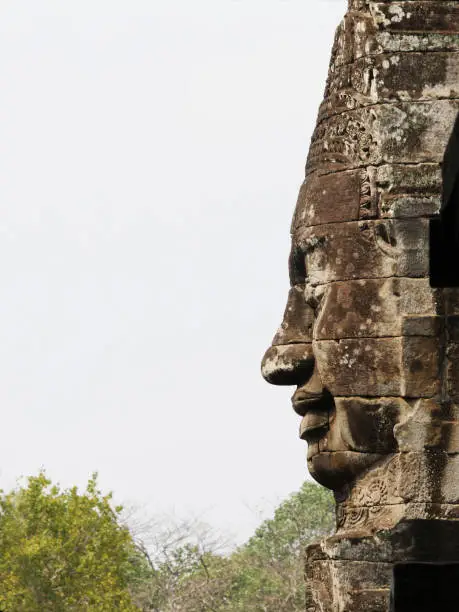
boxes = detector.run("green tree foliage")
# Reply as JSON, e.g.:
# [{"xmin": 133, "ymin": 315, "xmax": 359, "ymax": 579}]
[
  {"xmin": 0, "ymin": 474, "xmax": 333, "ymax": 611},
  {"xmin": 226, "ymin": 481, "xmax": 335, "ymax": 611},
  {"xmin": 244, "ymin": 480, "xmax": 335, "ymax": 558},
  {"xmin": 142, "ymin": 481, "xmax": 334, "ymax": 612},
  {"xmin": 151, "ymin": 544, "xmax": 233, "ymax": 612},
  {"xmin": 0, "ymin": 471, "xmax": 142, "ymax": 611}
]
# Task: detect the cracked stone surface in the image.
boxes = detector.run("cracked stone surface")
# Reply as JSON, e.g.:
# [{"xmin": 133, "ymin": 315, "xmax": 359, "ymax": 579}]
[{"xmin": 260, "ymin": 1, "xmax": 459, "ymax": 610}]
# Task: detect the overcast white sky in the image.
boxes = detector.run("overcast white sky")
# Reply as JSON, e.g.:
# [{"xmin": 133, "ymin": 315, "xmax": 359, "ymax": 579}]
[{"xmin": 0, "ymin": 0, "xmax": 346, "ymax": 545}]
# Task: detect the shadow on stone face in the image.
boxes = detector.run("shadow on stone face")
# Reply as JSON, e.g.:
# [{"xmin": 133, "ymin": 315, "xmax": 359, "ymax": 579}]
[{"xmin": 430, "ymin": 111, "xmax": 459, "ymax": 287}]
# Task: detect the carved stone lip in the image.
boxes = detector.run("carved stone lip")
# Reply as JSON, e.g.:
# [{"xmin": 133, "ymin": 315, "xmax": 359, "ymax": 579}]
[
  {"xmin": 299, "ymin": 413, "xmax": 328, "ymax": 442},
  {"xmin": 292, "ymin": 392, "xmax": 324, "ymax": 416}
]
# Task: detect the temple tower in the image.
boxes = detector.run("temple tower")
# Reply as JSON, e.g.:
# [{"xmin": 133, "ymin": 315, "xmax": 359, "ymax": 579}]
[{"xmin": 262, "ymin": 1, "xmax": 459, "ymax": 610}]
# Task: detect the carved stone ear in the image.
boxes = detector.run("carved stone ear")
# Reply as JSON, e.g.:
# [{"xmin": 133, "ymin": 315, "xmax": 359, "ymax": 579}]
[{"xmin": 374, "ymin": 220, "xmax": 398, "ymax": 257}]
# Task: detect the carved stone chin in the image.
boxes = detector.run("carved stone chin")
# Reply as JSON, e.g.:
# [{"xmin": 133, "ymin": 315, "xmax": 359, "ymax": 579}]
[{"xmin": 261, "ymin": 1, "xmax": 459, "ymax": 609}]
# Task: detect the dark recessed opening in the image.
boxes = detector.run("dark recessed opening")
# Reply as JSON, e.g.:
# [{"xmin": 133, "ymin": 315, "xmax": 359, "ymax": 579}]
[
  {"xmin": 429, "ymin": 218, "xmax": 459, "ymax": 287},
  {"xmin": 432, "ymin": 112, "xmax": 459, "ymax": 287},
  {"xmin": 391, "ymin": 563, "xmax": 459, "ymax": 611}
]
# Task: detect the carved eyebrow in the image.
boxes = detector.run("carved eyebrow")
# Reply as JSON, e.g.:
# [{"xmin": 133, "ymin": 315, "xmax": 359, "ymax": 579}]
[
  {"xmin": 292, "ymin": 226, "xmax": 327, "ymax": 253},
  {"xmin": 288, "ymin": 241, "xmax": 306, "ymax": 286},
  {"xmin": 302, "ymin": 235, "xmax": 326, "ymax": 253}
]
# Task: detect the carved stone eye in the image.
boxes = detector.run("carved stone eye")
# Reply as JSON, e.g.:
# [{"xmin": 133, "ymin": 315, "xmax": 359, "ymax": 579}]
[
  {"xmin": 289, "ymin": 242, "xmax": 306, "ymax": 287},
  {"xmin": 304, "ymin": 284, "xmax": 325, "ymax": 316}
]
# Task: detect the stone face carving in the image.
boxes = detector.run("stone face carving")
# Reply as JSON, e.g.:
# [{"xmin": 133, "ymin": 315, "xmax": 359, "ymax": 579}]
[{"xmin": 261, "ymin": 1, "xmax": 459, "ymax": 610}]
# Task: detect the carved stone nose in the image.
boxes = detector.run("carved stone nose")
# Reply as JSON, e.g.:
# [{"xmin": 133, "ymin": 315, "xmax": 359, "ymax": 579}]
[
  {"xmin": 271, "ymin": 286, "xmax": 314, "ymax": 347},
  {"xmin": 261, "ymin": 343, "xmax": 315, "ymax": 386}
]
